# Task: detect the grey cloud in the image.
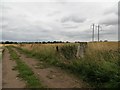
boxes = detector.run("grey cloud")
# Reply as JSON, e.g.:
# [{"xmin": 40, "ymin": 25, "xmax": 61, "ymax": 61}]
[
  {"xmin": 104, "ymin": 8, "xmax": 117, "ymax": 15},
  {"xmin": 63, "ymin": 25, "xmax": 79, "ymax": 28},
  {"xmin": 99, "ymin": 14, "xmax": 117, "ymax": 26},
  {"xmin": 2, "ymin": 28, "xmax": 55, "ymax": 42},
  {"xmin": 100, "ymin": 19, "xmax": 117, "ymax": 26},
  {"xmin": 101, "ymin": 28, "xmax": 117, "ymax": 35},
  {"xmin": 103, "ymin": 2, "xmax": 117, "ymax": 16},
  {"xmin": 47, "ymin": 11, "xmax": 61, "ymax": 16},
  {"xmin": 58, "ymin": 30, "xmax": 92, "ymax": 41},
  {"xmin": 62, "ymin": 23, "xmax": 79, "ymax": 29},
  {"xmin": 61, "ymin": 15, "xmax": 86, "ymax": 23},
  {"xmin": 101, "ymin": 3, "xmax": 118, "ymax": 26}
]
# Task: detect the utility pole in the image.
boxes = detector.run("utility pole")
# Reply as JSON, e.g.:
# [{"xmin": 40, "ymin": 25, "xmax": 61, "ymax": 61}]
[
  {"xmin": 91, "ymin": 24, "xmax": 95, "ymax": 42},
  {"xmin": 98, "ymin": 25, "xmax": 100, "ymax": 42},
  {"xmin": 90, "ymin": 24, "xmax": 102, "ymax": 42},
  {"xmin": 92, "ymin": 24, "xmax": 95, "ymax": 42},
  {"xmin": 97, "ymin": 25, "xmax": 102, "ymax": 42}
]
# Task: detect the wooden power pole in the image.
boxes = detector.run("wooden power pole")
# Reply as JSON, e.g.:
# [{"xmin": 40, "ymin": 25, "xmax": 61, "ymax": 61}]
[
  {"xmin": 98, "ymin": 25, "xmax": 100, "ymax": 42},
  {"xmin": 91, "ymin": 24, "xmax": 95, "ymax": 42},
  {"xmin": 97, "ymin": 25, "xmax": 102, "ymax": 42}
]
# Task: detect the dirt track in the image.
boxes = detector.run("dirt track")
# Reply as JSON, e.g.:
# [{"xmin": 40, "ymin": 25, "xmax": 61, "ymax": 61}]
[
  {"xmin": 13, "ymin": 48, "xmax": 88, "ymax": 88},
  {"xmin": 2, "ymin": 49, "xmax": 25, "ymax": 88},
  {"xmin": 0, "ymin": 49, "xmax": 2, "ymax": 89},
  {"xmin": 2, "ymin": 47, "xmax": 89, "ymax": 88}
]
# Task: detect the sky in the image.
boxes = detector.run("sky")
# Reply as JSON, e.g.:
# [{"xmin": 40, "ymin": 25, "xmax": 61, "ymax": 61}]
[{"xmin": 0, "ymin": 0, "xmax": 119, "ymax": 42}]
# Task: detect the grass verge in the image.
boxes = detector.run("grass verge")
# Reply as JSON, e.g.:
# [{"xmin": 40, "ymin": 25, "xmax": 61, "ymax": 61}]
[{"xmin": 7, "ymin": 46, "xmax": 44, "ymax": 88}]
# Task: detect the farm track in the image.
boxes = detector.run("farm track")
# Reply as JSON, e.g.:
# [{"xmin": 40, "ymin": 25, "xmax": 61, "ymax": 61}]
[
  {"xmin": 13, "ymin": 47, "xmax": 88, "ymax": 88},
  {"xmin": 0, "ymin": 49, "xmax": 2, "ymax": 89},
  {"xmin": 2, "ymin": 48, "xmax": 25, "ymax": 88}
]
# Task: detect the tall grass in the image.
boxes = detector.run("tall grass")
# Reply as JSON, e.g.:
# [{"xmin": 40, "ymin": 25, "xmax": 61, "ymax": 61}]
[{"xmin": 15, "ymin": 42, "xmax": 120, "ymax": 88}]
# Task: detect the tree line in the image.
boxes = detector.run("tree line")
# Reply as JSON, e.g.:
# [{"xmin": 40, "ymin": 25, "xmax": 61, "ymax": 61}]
[{"xmin": 1, "ymin": 41, "xmax": 71, "ymax": 44}]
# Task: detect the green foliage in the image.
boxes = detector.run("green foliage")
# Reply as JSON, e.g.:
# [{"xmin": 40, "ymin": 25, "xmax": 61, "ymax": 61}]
[
  {"xmin": 59, "ymin": 45, "xmax": 77, "ymax": 59},
  {"xmin": 66, "ymin": 50, "xmax": 120, "ymax": 88}
]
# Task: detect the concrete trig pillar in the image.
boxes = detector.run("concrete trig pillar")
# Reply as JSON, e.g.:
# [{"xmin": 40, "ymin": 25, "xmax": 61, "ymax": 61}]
[{"xmin": 76, "ymin": 42, "xmax": 87, "ymax": 58}]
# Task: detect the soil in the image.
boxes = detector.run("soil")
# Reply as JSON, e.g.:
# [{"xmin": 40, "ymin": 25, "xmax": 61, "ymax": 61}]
[
  {"xmin": 0, "ymin": 49, "xmax": 2, "ymax": 89},
  {"xmin": 2, "ymin": 48, "xmax": 26, "ymax": 88},
  {"xmin": 13, "ymin": 48, "xmax": 89, "ymax": 88}
]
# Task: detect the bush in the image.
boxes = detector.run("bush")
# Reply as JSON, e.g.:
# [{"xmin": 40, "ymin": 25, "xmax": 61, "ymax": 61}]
[{"xmin": 59, "ymin": 45, "xmax": 77, "ymax": 60}]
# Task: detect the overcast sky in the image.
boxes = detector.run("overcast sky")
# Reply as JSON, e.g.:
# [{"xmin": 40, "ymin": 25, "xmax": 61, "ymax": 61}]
[{"xmin": 0, "ymin": 0, "xmax": 119, "ymax": 42}]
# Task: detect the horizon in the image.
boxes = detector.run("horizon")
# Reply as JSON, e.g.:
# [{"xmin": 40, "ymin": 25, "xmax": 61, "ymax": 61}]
[{"xmin": 0, "ymin": 40, "xmax": 119, "ymax": 43}]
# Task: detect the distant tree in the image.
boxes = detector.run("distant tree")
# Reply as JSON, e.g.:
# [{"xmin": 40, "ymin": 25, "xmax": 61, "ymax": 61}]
[
  {"xmin": 42, "ymin": 41, "xmax": 47, "ymax": 44},
  {"xmin": 104, "ymin": 40, "xmax": 108, "ymax": 42},
  {"xmin": 5, "ymin": 41, "xmax": 11, "ymax": 44},
  {"xmin": 66, "ymin": 41, "xmax": 70, "ymax": 43}
]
